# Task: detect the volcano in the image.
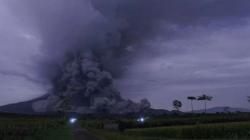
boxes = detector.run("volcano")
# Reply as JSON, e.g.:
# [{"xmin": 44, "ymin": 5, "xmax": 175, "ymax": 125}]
[{"xmin": 0, "ymin": 52, "xmax": 151, "ymax": 115}]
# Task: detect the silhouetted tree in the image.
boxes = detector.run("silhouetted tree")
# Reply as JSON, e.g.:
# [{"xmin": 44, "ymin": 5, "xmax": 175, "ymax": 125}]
[
  {"xmin": 173, "ymin": 100, "xmax": 182, "ymax": 111},
  {"xmin": 197, "ymin": 94, "xmax": 213, "ymax": 113},
  {"xmin": 187, "ymin": 96, "xmax": 196, "ymax": 113},
  {"xmin": 247, "ymin": 96, "xmax": 250, "ymax": 103}
]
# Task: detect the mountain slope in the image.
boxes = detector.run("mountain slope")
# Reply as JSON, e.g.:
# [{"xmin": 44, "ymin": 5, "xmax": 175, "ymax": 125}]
[
  {"xmin": 193, "ymin": 106, "xmax": 250, "ymax": 113},
  {"xmin": 0, "ymin": 95, "xmax": 171, "ymax": 116},
  {"xmin": 0, "ymin": 95, "xmax": 48, "ymax": 114}
]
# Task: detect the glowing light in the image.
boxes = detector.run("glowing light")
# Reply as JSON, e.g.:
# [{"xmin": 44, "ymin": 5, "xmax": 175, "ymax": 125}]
[
  {"xmin": 137, "ymin": 117, "xmax": 145, "ymax": 123},
  {"xmin": 140, "ymin": 118, "xmax": 144, "ymax": 122},
  {"xmin": 69, "ymin": 118, "xmax": 77, "ymax": 124}
]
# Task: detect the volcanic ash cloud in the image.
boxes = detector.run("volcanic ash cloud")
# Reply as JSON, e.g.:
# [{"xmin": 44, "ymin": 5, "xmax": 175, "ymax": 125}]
[{"xmin": 32, "ymin": 52, "xmax": 150, "ymax": 114}]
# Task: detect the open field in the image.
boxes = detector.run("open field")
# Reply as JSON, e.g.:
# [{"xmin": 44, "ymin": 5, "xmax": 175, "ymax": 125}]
[
  {"xmin": 83, "ymin": 113, "xmax": 250, "ymax": 140},
  {"xmin": 0, "ymin": 116, "xmax": 73, "ymax": 140},
  {"xmin": 92, "ymin": 121, "xmax": 250, "ymax": 140},
  {"xmin": 1, "ymin": 113, "xmax": 250, "ymax": 140},
  {"xmin": 80, "ymin": 113, "xmax": 250, "ymax": 129}
]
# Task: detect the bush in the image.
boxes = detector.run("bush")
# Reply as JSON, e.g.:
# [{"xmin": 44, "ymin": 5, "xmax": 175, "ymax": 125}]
[{"xmin": 0, "ymin": 117, "xmax": 70, "ymax": 140}]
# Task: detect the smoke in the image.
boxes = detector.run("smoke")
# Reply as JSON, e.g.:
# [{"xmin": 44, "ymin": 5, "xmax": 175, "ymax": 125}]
[
  {"xmin": 1, "ymin": 0, "xmax": 250, "ymax": 106},
  {"xmin": 5, "ymin": 0, "xmax": 250, "ymax": 80}
]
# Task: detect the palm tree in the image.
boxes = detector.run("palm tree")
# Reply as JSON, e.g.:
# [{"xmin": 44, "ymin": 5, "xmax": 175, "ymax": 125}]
[
  {"xmin": 173, "ymin": 100, "xmax": 182, "ymax": 111},
  {"xmin": 187, "ymin": 96, "xmax": 196, "ymax": 113},
  {"xmin": 197, "ymin": 94, "xmax": 213, "ymax": 113},
  {"xmin": 247, "ymin": 96, "xmax": 250, "ymax": 102}
]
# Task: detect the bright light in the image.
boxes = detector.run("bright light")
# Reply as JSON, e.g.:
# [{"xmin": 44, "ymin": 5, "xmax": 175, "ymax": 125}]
[
  {"xmin": 140, "ymin": 118, "xmax": 144, "ymax": 122},
  {"xmin": 69, "ymin": 118, "xmax": 77, "ymax": 124},
  {"xmin": 137, "ymin": 117, "xmax": 145, "ymax": 123}
]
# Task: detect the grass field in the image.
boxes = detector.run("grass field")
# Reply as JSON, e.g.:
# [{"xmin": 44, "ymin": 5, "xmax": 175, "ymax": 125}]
[
  {"xmin": 80, "ymin": 113, "xmax": 250, "ymax": 129},
  {"xmin": 92, "ymin": 121, "xmax": 250, "ymax": 140},
  {"xmin": 1, "ymin": 113, "xmax": 250, "ymax": 140},
  {"xmin": 0, "ymin": 117, "xmax": 73, "ymax": 140}
]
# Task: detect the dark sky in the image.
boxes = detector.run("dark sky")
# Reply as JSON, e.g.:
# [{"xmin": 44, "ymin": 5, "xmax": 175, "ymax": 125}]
[{"xmin": 1, "ymin": 0, "xmax": 250, "ymax": 111}]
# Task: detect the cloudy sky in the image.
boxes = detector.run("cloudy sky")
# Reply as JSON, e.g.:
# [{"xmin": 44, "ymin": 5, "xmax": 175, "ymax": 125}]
[
  {"xmin": 1, "ymin": 0, "xmax": 250, "ymax": 111},
  {"xmin": 117, "ymin": 23, "xmax": 250, "ymax": 110}
]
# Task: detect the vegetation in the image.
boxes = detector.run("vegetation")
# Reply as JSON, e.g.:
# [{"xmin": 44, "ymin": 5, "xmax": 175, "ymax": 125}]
[
  {"xmin": 172, "ymin": 100, "xmax": 182, "ymax": 111},
  {"xmin": 1, "ymin": 112, "xmax": 250, "ymax": 140},
  {"xmin": 126, "ymin": 121, "xmax": 250, "ymax": 139},
  {"xmin": 187, "ymin": 96, "xmax": 196, "ymax": 113},
  {"xmin": 93, "ymin": 121, "xmax": 250, "ymax": 140},
  {"xmin": 0, "ymin": 117, "xmax": 73, "ymax": 140},
  {"xmin": 197, "ymin": 94, "xmax": 213, "ymax": 113},
  {"xmin": 0, "ymin": 94, "xmax": 248, "ymax": 140},
  {"xmin": 247, "ymin": 96, "xmax": 250, "ymax": 102},
  {"xmin": 92, "ymin": 129, "xmax": 166, "ymax": 140},
  {"xmin": 81, "ymin": 113, "xmax": 250, "ymax": 129}
]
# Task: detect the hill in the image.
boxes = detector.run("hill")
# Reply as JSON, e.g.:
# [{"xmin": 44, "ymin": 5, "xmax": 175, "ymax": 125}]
[
  {"xmin": 0, "ymin": 95, "xmax": 48, "ymax": 114},
  {"xmin": 193, "ymin": 106, "xmax": 250, "ymax": 113}
]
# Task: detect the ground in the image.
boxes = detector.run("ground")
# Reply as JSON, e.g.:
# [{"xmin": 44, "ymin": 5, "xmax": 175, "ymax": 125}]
[
  {"xmin": 1, "ymin": 113, "xmax": 250, "ymax": 140},
  {"xmin": 72, "ymin": 122, "xmax": 103, "ymax": 140}
]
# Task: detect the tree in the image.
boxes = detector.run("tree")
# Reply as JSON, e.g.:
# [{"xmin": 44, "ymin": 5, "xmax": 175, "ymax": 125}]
[
  {"xmin": 197, "ymin": 94, "xmax": 213, "ymax": 113},
  {"xmin": 187, "ymin": 96, "xmax": 196, "ymax": 113},
  {"xmin": 247, "ymin": 96, "xmax": 250, "ymax": 103},
  {"xmin": 173, "ymin": 100, "xmax": 182, "ymax": 111}
]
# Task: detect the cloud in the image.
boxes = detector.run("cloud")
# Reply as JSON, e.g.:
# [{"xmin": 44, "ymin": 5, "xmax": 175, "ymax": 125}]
[
  {"xmin": 0, "ymin": 1, "xmax": 46, "ymax": 105},
  {"xmin": 118, "ymin": 22, "xmax": 250, "ymax": 110},
  {"xmin": 1, "ymin": 0, "xmax": 250, "ymax": 109}
]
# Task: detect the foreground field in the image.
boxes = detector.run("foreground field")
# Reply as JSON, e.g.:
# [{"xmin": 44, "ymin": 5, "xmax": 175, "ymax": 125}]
[
  {"xmin": 81, "ymin": 113, "xmax": 250, "ymax": 129},
  {"xmin": 0, "ymin": 117, "xmax": 73, "ymax": 140},
  {"xmin": 93, "ymin": 121, "xmax": 250, "ymax": 140},
  {"xmin": 1, "ymin": 113, "xmax": 250, "ymax": 140}
]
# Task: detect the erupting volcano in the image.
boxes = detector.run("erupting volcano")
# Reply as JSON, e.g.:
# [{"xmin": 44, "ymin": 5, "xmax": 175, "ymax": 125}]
[{"xmin": 32, "ymin": 52, "xmax": 150, "ymax": 114}]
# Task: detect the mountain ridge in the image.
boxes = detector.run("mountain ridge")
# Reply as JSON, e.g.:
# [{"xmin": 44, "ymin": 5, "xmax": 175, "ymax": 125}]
[{"xmin": 192, "ymin": 106, "xmax": 250, "ymax": 113}]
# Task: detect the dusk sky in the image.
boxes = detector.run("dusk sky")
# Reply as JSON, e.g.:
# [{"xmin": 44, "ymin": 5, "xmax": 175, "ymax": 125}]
[{"xmin": 1, "ymin": 0, "xmax": 250, "ymax": 111}]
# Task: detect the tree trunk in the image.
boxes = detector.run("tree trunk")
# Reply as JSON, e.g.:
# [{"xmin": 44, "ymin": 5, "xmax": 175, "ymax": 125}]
[
  {"xmin": 191, "ymin": 101, "xmax": 194, "ymax": 113},
  {"xmin": 204, "ymin": 100, "xmax": 207, "ymax": 113}
]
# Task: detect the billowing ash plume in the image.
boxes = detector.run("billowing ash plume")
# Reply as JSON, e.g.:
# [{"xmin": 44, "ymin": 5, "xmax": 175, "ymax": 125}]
[
  {"xmin": 33, "ymin": 52, "xmax": 150, "ymax": 114},
  {"xmin": 10, "ymin": 0, "xmax": 250, "ymax": 80},
  {"xmin": 4, "ymin": 0, "xmax": 250, "ymax": 113},
  {"xmin": 26, "ymin": 0, "xmax": 157, "ymax": 114}
]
